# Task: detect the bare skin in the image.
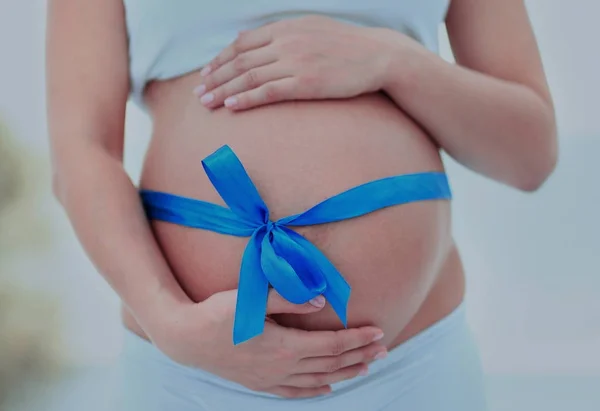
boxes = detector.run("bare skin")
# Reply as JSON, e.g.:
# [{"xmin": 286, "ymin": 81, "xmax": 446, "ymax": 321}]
[{"xmin": 47, "ymin": 0, "xmax": 556, "ymax": 400}]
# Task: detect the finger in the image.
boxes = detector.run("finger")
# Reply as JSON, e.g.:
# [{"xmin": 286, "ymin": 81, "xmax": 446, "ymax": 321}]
[
  {"xmin": 222, "ymin": 77, "xmax": 302, "ymax": 110},
  {"xmin": 195, "ymin": 49, "xmax": 278, "ymax": 96},
  {"xmin": 284, "ymin": 363, "xmax": 367, "ymax": 388},
  {"xmin": 265, "ymin": 289, "xmax": 326, "ymax": 315},
  {"xmin": 264, "ymin": 385, "xmax": 331, "ymax": 399},
  {"xmin": 199, "ymin": 65, "xmax": 291, "ymax": 109},
  {"xmin": 203, "ymin": 29, "xmax": 273, "ymax": 75},
  {"xmin": 296, "ymin": 326, "xmax": 385, "ymax": 358},
  {"xmin": 295, "ymin": 342, "xmax": 387, "ymax": 374}
]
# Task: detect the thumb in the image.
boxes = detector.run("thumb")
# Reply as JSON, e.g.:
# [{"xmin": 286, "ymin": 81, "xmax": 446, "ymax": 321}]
[{"xmin": 265, "ymin": 289, "xmax": 326, "ymax": 315}]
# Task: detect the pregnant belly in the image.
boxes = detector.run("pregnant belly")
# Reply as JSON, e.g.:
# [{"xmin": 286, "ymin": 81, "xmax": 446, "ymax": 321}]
[{"xmin": 135, "ymin": 72, "xmax": 461, "ymax": 346}]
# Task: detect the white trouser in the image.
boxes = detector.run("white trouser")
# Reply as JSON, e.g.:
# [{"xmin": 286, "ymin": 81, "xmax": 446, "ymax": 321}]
[{"xmin": 116, "ymin": 302, "xmax": 487, "ymax": 411}]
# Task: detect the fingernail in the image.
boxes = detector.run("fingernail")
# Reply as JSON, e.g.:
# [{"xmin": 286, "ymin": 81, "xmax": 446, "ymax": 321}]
[
  {"xmin": 224, "ymin": 96, "xmax": 238, "ymax": 108},
  {"xmin": 309, "ymin": 295, "xmax": 325, "ymax": 308},
  {"xmin": 359, "ymin": 367, "xmax": 369, "ymax": 377},
  {"xmin": 193, "ymin": 84, "xmax": 206, "ymax": 96},
  {"xmin": 200, "ymin": 93, "xmax": 214, "ymax": 105},
  {"xmin": 372, "ymin": 332, "xmax": 384, "ymax": 342},
  {"xmin": 200, "ymin": 65, "xmax": 211, "ymax": 76},
  {"xmin": 374, "ymin": 351, "xmax": 388, "ymax": 361}
]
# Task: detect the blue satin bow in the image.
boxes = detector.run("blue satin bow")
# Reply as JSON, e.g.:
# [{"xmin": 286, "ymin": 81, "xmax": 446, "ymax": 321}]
[{"xmin": 140, "ymin": 145, "xmax": 452, "ymax": 345}]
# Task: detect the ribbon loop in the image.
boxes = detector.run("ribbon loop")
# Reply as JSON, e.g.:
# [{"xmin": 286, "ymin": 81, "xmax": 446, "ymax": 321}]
[
  {"xmin": 202, "ymin": 145, "xmax": 269, "ymax": 224},
  {"xmin": 262, "ymin": 226, "xmax": 327, "ymax": 303}
]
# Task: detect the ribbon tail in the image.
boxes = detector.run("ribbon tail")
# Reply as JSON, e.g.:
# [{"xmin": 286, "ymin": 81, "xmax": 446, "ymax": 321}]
[
  {"xmin": 233, "ymin": 229, "xmax": 270, "ymax": 345},
  {"xmin": 140, "ymin": 190, "xmax": 258, "ymax": 237},
  {"xmin": 282, "ymin": 228, "xmax": 351, "ymax": 327},
  {"xmin": 279, "ymin": 173, "xmax": 452, "ymax": 227}
]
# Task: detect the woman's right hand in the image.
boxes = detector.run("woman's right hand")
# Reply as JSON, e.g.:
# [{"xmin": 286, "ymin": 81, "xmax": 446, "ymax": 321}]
[{"xmin": 147, "ymin": 289, "xmax": 387, "ymax": 398}]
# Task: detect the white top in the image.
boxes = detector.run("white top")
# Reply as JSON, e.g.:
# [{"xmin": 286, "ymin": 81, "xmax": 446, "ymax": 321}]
[{"xmin": 123, "ymin": 0, "xmax": 450, "ymax": 109}]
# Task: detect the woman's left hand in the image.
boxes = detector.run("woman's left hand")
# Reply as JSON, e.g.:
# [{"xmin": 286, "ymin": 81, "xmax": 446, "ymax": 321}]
[{"xmin": 193, "ymin": 16, "xmax": 409, "ymax": 110}]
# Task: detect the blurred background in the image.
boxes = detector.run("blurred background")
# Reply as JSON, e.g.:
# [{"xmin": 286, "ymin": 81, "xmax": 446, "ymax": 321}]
[{"xmin": 0, "ymin": 0, "xmax": 598, "ymax": 410}]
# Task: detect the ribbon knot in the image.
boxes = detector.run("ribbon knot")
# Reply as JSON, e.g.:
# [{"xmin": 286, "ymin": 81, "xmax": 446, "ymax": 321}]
[{"xmin": 264, "ymin": 220, "xmax": 276, "ymax": 233}]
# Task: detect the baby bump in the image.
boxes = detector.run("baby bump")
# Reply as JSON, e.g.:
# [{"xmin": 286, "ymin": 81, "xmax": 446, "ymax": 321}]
[{"xmin": 140, "ymin": 90, "xmax": 453, "ymax": 343}]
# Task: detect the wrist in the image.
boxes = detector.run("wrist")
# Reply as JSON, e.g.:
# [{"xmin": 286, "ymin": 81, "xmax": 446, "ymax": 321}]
[
  {"xmin": 140, "ymin": 296, "xmax": 217, "ymax": 369},
  {"xmin": 132, "ymin": 280, "xmax": 195, "ymax": 337},
  {"xmin": 376, "ymin": 29, "xmax": 429, "ymax": 95},
  {"xmin": 141, "ymin": 295, "xmax": 202, "ymax": 350}
]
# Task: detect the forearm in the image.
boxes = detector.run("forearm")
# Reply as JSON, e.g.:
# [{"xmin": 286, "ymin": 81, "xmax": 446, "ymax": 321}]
[
  {"xmin": 52, "ymin": 144, "xmax": 192, "ymax": 331},
  {"xmin": 382, "ymin": 42, "xmax": 557, "ymax": 191}
]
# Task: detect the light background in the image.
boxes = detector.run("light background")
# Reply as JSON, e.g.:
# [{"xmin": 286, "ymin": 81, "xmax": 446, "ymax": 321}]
[{"xmin": 0, "ymin": 0, "xmax": 598, "ymax": 386}]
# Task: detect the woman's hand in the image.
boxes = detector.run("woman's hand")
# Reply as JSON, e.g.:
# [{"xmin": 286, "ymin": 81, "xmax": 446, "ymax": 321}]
[
  {"xmin": 147, "ymin": 288, "xmax": 387, "ymax": 399},
  {"xmin": 193, "ymin": 15, "xmax": 412, "ymax": 110}
]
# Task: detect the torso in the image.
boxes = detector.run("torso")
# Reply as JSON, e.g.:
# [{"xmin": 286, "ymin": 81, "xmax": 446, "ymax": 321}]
[{"xmin": 123, "ymin": 70, "xmax": 465, "ymax": 350}]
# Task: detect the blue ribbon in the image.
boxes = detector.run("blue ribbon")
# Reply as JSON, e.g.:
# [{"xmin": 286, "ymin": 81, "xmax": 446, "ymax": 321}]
[{"xmin": 140, "ymin": 145, "xmax": 452, "ymax": 345}]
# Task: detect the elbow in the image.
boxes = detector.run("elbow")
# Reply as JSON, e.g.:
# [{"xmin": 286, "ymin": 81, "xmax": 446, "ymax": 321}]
[
  {"xmin": 52, "ymin": 168, "xmax": 72, "ymax": 207},
  {"xmin": 514, "ymin": 114, "xmax": 558, "ymax": 192},
  {"xmin": 515, "ymin": 152, "xmax": 557, "ymax": 192},
  {"xmin": 52, "ymin": 170, "xmax": 65, "ymax": 205}
]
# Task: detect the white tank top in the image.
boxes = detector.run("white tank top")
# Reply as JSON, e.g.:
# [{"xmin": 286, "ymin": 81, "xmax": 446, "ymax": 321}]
[{"xmin": 123, "ymin": 0, "xmax": 450, "ymax": 108}]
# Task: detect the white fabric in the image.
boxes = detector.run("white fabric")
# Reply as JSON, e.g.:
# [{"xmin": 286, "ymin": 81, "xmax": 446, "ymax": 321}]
[
  {"xmin": 122, "ymin": 0, "xmax": 451, "ymax": 109},
  {"xmin": 116, "ymin": 303, "xmax": 487, "ymax": 410}
]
